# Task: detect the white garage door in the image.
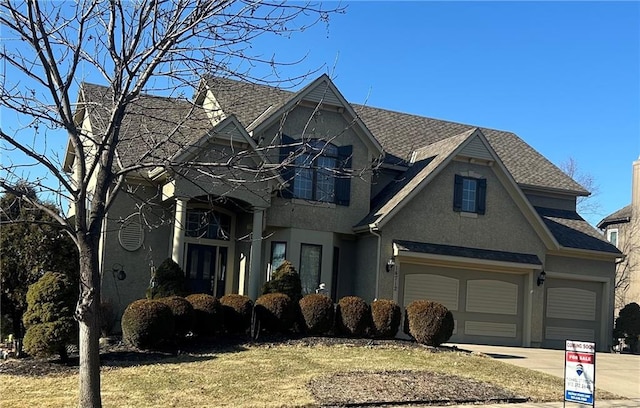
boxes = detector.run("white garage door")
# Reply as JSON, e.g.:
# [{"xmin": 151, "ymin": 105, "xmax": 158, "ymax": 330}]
[
  {"xmin": 543, "ymin": 279, "xmax": 600, "ymax": 349},
  {"xmin": 402, "ymin": 265, "xmax": 524, "ymax": 346}
]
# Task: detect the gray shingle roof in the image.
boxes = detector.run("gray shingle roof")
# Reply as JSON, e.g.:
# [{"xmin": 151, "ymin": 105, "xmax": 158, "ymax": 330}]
[
  {"xmin": 206, "ymin": 76, "xmax": 588, "ymax": 195},
  {"xmin": 535, "ymin": 207, "xmax": 622, "ymax": 255},
  {"xmin": 80, "ymin": 83, "xmax": 213, "ymax": 168},
  {"xmin": 597, "ymin": 204, "xmax": 632, "ymax": 229},
  {"xmin": 394, "ymin": 240, "xmax": 543, "ymax": 266}
]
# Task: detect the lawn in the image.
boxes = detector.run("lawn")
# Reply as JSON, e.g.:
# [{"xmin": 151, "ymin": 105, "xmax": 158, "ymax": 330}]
[{"xmin": 0, "ymin": 340, "xmax": 612, "ymax": 408}]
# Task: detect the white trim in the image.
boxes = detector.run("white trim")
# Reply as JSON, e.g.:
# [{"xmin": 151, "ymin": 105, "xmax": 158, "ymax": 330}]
[{"xmin": 606, "ymin": 228, "xmax": 619, "ymax": 248}]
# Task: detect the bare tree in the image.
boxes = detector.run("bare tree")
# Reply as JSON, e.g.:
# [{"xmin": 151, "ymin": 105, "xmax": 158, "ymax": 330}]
[
  {"xmin": 559, "ymin": 157, "xmax": 603, "ymax": 218},
  {"xmin": 615, "ymin": 217, "xmax": 639, "ymax": 310},
  {"xmin": 0, "ymin": 1, "xmax": 344, "ymax": 407}
]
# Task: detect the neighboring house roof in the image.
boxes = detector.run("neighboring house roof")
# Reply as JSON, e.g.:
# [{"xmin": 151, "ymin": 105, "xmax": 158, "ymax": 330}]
[
  {"xmin": 597, "ymin": 204, "xmax": 632, "ymax": 229},
  {"xmin": 393, "ymin": 239, "xmax": 543, "ymax": 266},
  {"xmin": 535, "ymin": 207, "xmax": 622, "ymax": 255}
]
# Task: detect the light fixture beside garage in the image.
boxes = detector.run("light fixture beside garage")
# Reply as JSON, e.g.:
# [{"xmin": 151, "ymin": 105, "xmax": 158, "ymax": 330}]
[
  {"xmin": 386, "ymin": 257, "xmax": 396, "ymax": 272},
  {"xmin": 537, "ymin": 270, "xmax": 546, "ymax": 286}
]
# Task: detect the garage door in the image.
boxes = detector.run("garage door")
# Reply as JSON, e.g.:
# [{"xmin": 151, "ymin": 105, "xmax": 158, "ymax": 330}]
[
  {"xmin": 543, "ymin": 278, "xmax": 601, "ymax": 349},
  {"xmin": 401, "ymin": 264, "xmax": 524, "ymax": 346}
]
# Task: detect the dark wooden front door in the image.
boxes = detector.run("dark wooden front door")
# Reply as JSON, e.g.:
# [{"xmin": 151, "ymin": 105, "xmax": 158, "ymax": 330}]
[{"xmin": 185, "ymin": 244, "xmax": 227, "ymax": 296}]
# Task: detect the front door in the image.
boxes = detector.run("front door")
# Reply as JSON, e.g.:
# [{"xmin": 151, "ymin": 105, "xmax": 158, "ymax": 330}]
[{"xmin": 185, "ymin": 244, "xmax": 227, "ymax": 297}]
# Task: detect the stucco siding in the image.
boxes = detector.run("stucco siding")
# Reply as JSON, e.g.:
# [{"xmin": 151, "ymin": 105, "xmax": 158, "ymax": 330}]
[
  {"xmin": 262, "ymin": 106, "xmax": 373, "ymax": 234},
  {"xmin": 353, "ymin": 234, "xmax": 378, "ymax": 301}
]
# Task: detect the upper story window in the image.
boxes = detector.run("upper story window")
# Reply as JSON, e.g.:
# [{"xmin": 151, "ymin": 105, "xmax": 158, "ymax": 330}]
[
  {"xmin": 280, "ymin": 135, "xmax": 352, "ymax": 206},
  {"xmin": 185, "ymin": 209, "xmax": 231, "ymax": 240},
  {"xmin": 607, "ymin": 229, "xmax": 618, "ymax": 247},
  {"xmin": 453, "ymin": 174, "xmax": 487, "ymax": 215}
]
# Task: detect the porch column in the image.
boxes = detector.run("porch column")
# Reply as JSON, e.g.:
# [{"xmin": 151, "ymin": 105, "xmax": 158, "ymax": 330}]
[
  {"xmin": 248, "ymin": 208, "xmax": 265, "ymax": 300},
  {"xmin": 171, "ymin": 197, "xmax": 188, "ymax": 268}
]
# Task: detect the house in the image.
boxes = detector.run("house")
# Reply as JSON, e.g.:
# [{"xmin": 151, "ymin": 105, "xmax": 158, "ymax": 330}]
[
  {"xmin": 63, "ymin": 75, "xmax": 621, "ymax": 350},
  {"xmin": 598, "ymin": 159, "xmax": 640, "ymax": 312}
]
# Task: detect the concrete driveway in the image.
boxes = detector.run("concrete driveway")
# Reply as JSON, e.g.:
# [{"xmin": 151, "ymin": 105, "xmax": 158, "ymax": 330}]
[{"xmin": 452, "ymin": 344, "xmax": 640, "ymax": 400}]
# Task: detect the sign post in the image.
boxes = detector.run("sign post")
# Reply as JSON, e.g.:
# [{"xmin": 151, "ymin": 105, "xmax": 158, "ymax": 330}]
[{"xmin": 564, "ymin": 340, "xmax": 596, "ymax": 406}]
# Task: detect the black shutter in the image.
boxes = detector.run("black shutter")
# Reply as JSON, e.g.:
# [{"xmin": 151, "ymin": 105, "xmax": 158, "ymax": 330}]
[
  {"xmin": 453, "ymin": 174, "xmax": 463, "ymax": 212},
  {"xmin": 476, "ymin": 178, "xmax": 487, "ymax": 215},
  {"xmin": 335, "ymin": 145, "xmax": 353, "ymax": 206},
  {"xmin": 279, "ymin": 134, "xmax": 296, "ymax": 198}
]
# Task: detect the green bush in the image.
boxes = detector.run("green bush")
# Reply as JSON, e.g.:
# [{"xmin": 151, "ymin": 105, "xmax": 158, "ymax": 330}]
[
  {"xmin": 262, "ymin": 261, "xmax": 302, "ymax": 303},
  {"xmin": 614, "ymin": 302, "xmax": 640, "ymax": 353},
  {"xmin": 220, "ymin": 294, "xmax": 253, "ymax": 335},
  {"xmin": 121, "ymin": 299, "xmax": 175, "ymax": 349},
  {"xmin": 336, "ymin": 296, "xmax": 370, "ymax": 337},
  {"xmin": 185, "ymin": 294, "xmax": 221, "ymax": 336},
  {"xmin": 299, "ymin": 294, "xmax": 334, "ymax": 335},
  {"xmin": 404, "ymin": 300, "xmax": 454, "ymax": 346},
  {"xmin": 147, "ymin": 258, "xmax": 187, "ymax": 299},
  {"xmin": 99, "ymin": 301, "xmax": 115, "ymax": 337},
  {"xmin": 22, "ymin": 272, "xmax": 77, "ymax": 361},
  {"xmin": 157, "ymin": 296, "xmax": 194, "ymax": 338},
  {"xmin": 254, "ymin": 293, "xmax": 295, "ymax": 333},
  {"xmin": 371, "ymin": 299, "xmax": 401, "ymax": 339}
]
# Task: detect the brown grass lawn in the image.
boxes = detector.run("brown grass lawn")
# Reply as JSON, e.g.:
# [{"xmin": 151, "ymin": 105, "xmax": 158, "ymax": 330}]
[{"xmin": 0, "ymin": 342, "xmax": 615, "ymax": 408}]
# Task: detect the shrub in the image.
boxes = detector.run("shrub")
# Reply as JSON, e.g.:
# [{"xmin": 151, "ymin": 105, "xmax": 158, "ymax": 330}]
[
  {"xmin": 614, "ymin": 302, "xmax": 640, "ymax": 353},
  {"xmin": 254, "ymin": 293, "xmax": 295, "ymax": 333},
  {"xmin": 262, "ymin": 260, "xmax": 302, "ymax": 303},
  {"xmin": 121, "ymin": 299, "xmax": 175, "ymax": 349},
  {"xmin": 336, "ymin": 296, "xmax": 370, "ymax": 337},
  {"xmin": 299, "ymin": 294, "xmax": 334, "ymax": 335},
  {"xmin": 371, "ymin": 299, "xmax": 401, "ymax": 339},
  {"xmin": 22, "ymin": 272, "xmax": 77, "ymax": 361},
  {"xmin": 99, "ymin": 302, "xmax": 115, "ymax": 337},
  {"xmin": 185, "ymin": 294, "xmax": 221, "ymax": 336},
  {"xmin": 157, "ymin": 296, "xmax": 194, "ymax": 338},
  {"xmin": 220, "ymin": 294, "xmax": 253, "ymax": 334},
  {"xmin": 147, "ymin": 258, "xmax": 187, "ymax": 299},
  {"xmin": 404, "ymin": 300, "xmax": 454, "ymax": 346}
]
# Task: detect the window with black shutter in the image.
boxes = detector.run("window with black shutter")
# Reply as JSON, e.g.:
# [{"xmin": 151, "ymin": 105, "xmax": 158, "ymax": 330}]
[
  {"xmin": 453, "ymin": 174, "xmax": 486, "ymax": 215},
  {"xmin": 278, "ymin": 135, "xmax": 352, "ymax": 206}
]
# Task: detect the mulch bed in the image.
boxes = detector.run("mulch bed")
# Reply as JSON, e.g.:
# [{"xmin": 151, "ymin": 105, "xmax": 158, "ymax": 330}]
[{"xmin": 308, "ymin": 370, "xmax": 527, "ymax": 407}]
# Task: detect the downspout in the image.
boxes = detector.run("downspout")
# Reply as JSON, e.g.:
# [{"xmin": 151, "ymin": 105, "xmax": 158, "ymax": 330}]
[{"xmin": 368, "ymin": 223, "xmax": 381, "ymax": 300}]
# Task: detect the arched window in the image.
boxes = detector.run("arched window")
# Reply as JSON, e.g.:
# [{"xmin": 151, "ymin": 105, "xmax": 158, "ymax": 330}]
[{"xmin": 280, "ymin": 136, "xmax": 352, "ymax": 205}]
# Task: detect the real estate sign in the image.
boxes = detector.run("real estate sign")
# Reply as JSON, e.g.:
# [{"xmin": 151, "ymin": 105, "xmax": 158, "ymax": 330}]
[{"xmin": 564, "ymin": 340, "xmax": 596, "ymax": 405}]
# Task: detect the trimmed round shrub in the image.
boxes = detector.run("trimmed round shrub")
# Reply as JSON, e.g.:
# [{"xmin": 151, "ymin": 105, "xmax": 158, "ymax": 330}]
[
  {"xmin": 404, "ymin": 300, "xmax": 454, "ymax": 346},
  {"xmin": 299, "ymin": 294, "xmax": 334, "ymax": 335},
  {"xmin": 185, "ymin": 294, "xmax": 221, "ymax": 336},
  {"xmin": 220, "ymin": 294, "xmax": 253, "ymax": 334},
  {"xmin": 22, "ymin": 272, "xmax": 78, "ymax": 361},
  {"xmin": 262, "ymin": 260, "xmax": 302, "ymax": 303},
  {"xmin": 147, "ymin": 258, "xmax": 187, "ymax": 299},
  {"xmin": 157, "ymin": 296, "xmax": 194, "ymax": 338},
  {"xmin": 254, "ymin": 293, "xmax": 295, "ymax": 333},
  {"xmin": 614, "ymin": 302, "xmax": 640, "ymax": 353},
  {"xmin": 371, "ymin": 299, "xmax": 401, "ymax": 339},
  {"xmin": 336, "ymin": 296, "xmax": 370, "ymax": 337},
  {"xmin": 121, "ymin": 299, "xmax": 175, "ymax": 350}
]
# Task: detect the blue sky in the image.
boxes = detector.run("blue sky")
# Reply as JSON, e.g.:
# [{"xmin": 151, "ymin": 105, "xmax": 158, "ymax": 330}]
[
  {"xmin": 2, "ymin": 1, "xmax": 638, "ymax": 227},
  {"xmin": 252, "ymin": 1, "xmax": 639, "ymax": 226}
]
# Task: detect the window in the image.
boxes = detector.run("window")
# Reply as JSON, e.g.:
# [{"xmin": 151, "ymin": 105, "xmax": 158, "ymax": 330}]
[
  {"xmin": 280, "ymin": 136, "xmax": 352, "ymax": 205},
  {"xmin": 453, "ymin": 174, "xmax": 486, "ymax": 214},
  {"xmin": 270, "ymin": 242, "xmax": 287, "ymax": 271},
  {"xmin": 607, "ymin": 229, "xmax": 618, "ymax": 247},
  {"xmin": 300, "ymin": 244, "xmax": 322, "ymax": 295},
  {"xmin": 185, "ymin": 209, "xmax": 231, "ymax": 240}
]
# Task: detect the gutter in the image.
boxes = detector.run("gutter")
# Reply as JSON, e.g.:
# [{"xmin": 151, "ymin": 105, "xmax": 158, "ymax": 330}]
[{"xmin": 368, "ymin": 223, "xmax": 381, "ymax": 300}]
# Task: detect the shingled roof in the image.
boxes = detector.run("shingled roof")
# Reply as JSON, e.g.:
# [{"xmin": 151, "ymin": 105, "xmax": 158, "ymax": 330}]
[
  {"xmin": 205, "ymin": 76, "xmax": 588, "ymax": 196},
  {"xmin": 535, "ymin": 207, "xmax": 621, "ymax": 255},
  {"xmin": 78, "ymin": 83, "xmax": 214, "ymax": 169},
  {"xmin": 597, "ymin": 204, "xmax": 632, "ymax": 229}
]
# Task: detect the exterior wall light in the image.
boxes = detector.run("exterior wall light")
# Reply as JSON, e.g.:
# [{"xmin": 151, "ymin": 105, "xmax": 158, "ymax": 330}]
[
  {"xmin": 386, "ymin": 257, "xmax": 396, "ymax": 273},
  {"xmin": 537, "ymin": 270, "xmax": 546, "ymax": 286}
]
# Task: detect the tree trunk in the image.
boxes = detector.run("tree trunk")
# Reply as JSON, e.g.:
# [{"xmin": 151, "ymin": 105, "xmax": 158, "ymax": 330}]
[{"xmin": 76, "ymin": 239, "xmax": 102, "ymax": 408}]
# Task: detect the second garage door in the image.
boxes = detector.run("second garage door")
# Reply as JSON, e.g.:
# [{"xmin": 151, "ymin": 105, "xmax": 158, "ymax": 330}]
[{"xmin": 401, "ymin": 263, "xmax": 525, "ymax": 346}]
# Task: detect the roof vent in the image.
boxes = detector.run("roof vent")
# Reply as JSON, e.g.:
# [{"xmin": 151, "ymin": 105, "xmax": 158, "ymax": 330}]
[{"xmin": 119, "ymin": 214, "xmax": 144, "ymax": 252}]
